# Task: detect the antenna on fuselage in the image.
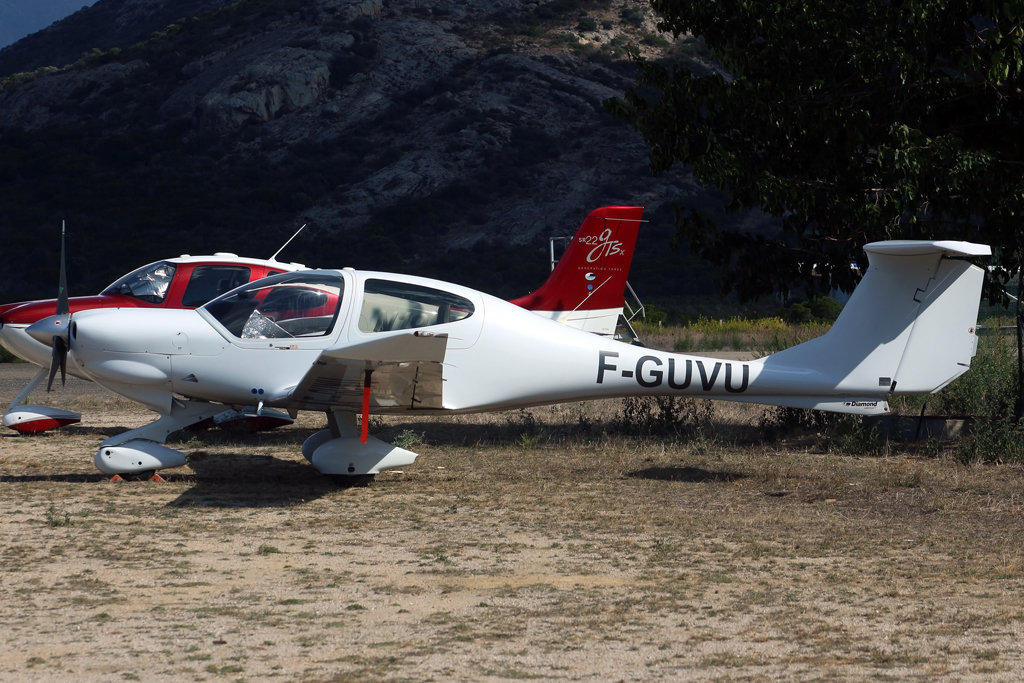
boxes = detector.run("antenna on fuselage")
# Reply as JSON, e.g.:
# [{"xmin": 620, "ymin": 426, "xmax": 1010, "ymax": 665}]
[{"xmin": 269, "ymin": 224, "xmax": 307, "ymax": 262}]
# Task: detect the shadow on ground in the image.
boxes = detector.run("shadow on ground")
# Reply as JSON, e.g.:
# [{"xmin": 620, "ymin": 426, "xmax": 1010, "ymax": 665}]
[
  {"xmin": 626, "ymin": 466, "xmax": 747, "ymax": 483},
  {"xmin": 166, "ymin": 451, "xmax": 344, "ymax": 508}
]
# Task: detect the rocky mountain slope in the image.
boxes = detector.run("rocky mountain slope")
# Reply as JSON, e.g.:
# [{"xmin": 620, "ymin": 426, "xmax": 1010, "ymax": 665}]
[{"xmin": 0, "ymin": 0, "xmax": 736, "ymax": 303}]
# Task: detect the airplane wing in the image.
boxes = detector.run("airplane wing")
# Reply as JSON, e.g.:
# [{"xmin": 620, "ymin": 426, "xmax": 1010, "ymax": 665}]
[{"xmin": 289, "ymin": 332, "xmax": 448, "ymax": 412}]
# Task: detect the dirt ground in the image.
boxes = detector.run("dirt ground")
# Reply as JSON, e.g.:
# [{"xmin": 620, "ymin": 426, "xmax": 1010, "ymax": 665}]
[{"xmin": 3, "ymin": 362, "xmax": 1024, "ymax": 681}]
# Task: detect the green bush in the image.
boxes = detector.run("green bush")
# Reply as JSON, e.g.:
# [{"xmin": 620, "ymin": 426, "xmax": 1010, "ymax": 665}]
[
  {"xmin": 780, "ymin": 296, "xmax": 843, "ymax": 324},
  {"xmin": 928, "ymin": 333, "xmax": 1017, "ymax": 420},
  {"xmin": 934, "ymin": 332, "xmax": 1024, "ymax": 463},
  {"xmin": 955, "ymin": 417, "xmax": 1024, "ymax": 464},
  {"xmin": 884, "ymin": 329, "xmax": 1024, "ymax": 463},
  {"xmin": 759, "ymin": 326, "xmax": 1024, "ymax": 461}
]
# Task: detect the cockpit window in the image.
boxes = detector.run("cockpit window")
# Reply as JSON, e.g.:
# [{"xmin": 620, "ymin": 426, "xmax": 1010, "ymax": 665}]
[
  {"xmin": 181, "ymin": 265, "xmax": 251, "ymax": 307},
  {"xmin": 102, "ymin": 261, "xmax": 177, "ymax": 304},
  {"xmin": 359, "ymin": 279, "xmax": 474, "ymax": 333},
  {"xmin": 204, "ymin": 271, "xmax": 344, "ymax": 339}
]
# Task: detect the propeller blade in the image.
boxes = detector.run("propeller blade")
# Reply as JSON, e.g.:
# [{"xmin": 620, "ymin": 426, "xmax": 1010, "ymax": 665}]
[
  {"xmin": 38, "ymin": 221, "xmax": 73, "ymax": 393},
  {"xmin": 56, "ymin": 220, "xmax": 69, "ymax": 316},
  {"xmin": 46, "ymin": 335, "xmax": 68, "ymax": 392}
]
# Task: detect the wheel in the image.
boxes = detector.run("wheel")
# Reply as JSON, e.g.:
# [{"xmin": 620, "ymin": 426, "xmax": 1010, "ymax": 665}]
[
  {"xmin": 118, "ymin": 470, "xmax": 157, "ymax": 482},
  {"xmin": 327, "ymin": 474, "xmax": 375, "ymax": 488}
]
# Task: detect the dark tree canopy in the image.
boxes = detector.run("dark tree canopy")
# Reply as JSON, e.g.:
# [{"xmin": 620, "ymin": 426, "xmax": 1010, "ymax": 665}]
[{"xmin": 609, "ymin": 0, "xmax": 1024, "ymax": 301}]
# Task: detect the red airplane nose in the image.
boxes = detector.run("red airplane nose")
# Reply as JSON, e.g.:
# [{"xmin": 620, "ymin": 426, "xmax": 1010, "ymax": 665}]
[{"xmin": 1, "ymin": 300, "xmax": 59, "ymax": 326}]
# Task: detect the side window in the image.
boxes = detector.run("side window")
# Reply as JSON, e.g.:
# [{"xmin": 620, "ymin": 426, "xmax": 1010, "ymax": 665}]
[
  {"xmin": 359, "ymin": 279, "xmax": 474, "ymax": 333},
  {"xmin": 181, "ymin": 266, "xmax": 251, "ymax": 307},
  {"xmin": 204, "ymin": 272, "xmax": 344, "ymax": 339}
]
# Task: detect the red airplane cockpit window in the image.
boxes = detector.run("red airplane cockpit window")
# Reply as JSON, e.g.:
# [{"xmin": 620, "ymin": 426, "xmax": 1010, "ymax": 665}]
[
  {"xmin": 181, "ymin": 265, "xmax": 251, "ymax": 307},
  {"xmin": 203, "ymin": 271, "xmax": 344, "ymax": 339},
  {"xmin": 359, "ymin": 279, "xmax": 474, "ymax": 333},
  {"xmin": 101, "ymin": 261, "xmax": 177, "ymax": 304}
]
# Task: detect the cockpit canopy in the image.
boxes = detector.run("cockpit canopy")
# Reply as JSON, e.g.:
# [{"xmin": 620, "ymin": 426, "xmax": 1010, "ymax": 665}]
[
  {"xmin": 102, "ymin": 261, "xmax": 177, "ymax": 304},
  {"xmin": 102, "ymin": 260, "xmax": 253, "ymax": 306},
  {"xmin": 202, "ymin": 271, "xmax": 478, "ymax": 342}
]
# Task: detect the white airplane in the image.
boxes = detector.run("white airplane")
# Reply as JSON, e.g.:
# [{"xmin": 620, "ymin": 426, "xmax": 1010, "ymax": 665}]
[
  {"xmin": 25, "ymin": 236, "xmax": 988, "ymax": 483},
  {"xmin": 2, "ymin": 206, "xmax": 644, "ymax": 436}
]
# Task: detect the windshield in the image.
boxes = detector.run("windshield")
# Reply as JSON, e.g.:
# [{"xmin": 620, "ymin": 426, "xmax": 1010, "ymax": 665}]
[
  {"xmin": 101, "ymin": 261, "xmax": 177, "ymax": 304},
  {"xmin": 203, "ymin": 271, "xmax": 345, "ymax": 339}
]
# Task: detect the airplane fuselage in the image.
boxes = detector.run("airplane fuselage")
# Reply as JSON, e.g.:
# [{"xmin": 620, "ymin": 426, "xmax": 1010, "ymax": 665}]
[{"xmin": 64, "ymin": 268, "xmax": 892, "ymax": 418}]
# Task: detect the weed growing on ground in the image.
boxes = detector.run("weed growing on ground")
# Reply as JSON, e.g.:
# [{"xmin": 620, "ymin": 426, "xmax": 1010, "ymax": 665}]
[
  {"xmin": 611, "ymin": 395, "xmax": 714, "ymax": 439},
  {"xmin": 758, "ymin": 407, "xmax": 889, "ymax": 455},
  {"xmin": 824, "ymin": 415, "xmax": 891, "ymax": 456},
  {"xmin": 393, "ymin": 429, "xmax": 424, "ymax": 450},
  {"xmin": 44, "ymin": 503, "xmax": 72, "ymax": 528},
  {"xmin": 505, "ymin": 409, "xmax": 539, "ymax": 435},
  {"xmin": 758, "ymin": 407, "xmax": 834, "ymax": 442}
]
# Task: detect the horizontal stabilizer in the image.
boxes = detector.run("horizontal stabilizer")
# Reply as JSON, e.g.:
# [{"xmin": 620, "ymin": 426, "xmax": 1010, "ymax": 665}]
[
  {"xmin": 863, "ymin": 240, "xmax": 991, "ymax": 258},
  {"xmin": 729, "ymin": 395, "xmax": 891, "ymax": 415}
]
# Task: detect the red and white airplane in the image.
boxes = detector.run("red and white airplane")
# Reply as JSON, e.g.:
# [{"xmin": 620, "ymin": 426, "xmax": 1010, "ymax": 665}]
[
  {"xmin": 25, "ymin": 231, "xmax": 988, "ymax": 483},
  {"xmin": 0, "ymin": 249, "xmax": 307, "ymax": 432},
  {"xmin": 1, "ymin": 207, "xmax": 643, "ymax": 433}
]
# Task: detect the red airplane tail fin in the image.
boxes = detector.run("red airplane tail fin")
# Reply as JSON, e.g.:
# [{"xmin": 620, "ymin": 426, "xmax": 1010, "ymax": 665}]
[{"xmin": 510, "ymin": 206, "xmax": 643, "ymax": 337}]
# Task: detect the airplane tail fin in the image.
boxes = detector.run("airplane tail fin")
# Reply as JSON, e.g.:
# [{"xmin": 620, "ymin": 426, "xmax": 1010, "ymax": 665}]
[
  {"xmin": 510, "ymin": 206, "xmax": 643, "ymax": 336},
  {"xmin": 763, "ymin": 240, "xmax": 990, "ymax": 408}
]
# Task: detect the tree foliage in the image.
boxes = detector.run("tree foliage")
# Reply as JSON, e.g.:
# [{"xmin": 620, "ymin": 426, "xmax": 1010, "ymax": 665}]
[{"xmin": 608, "ymin": 1, "xmax": 1024, "ymax": 300}]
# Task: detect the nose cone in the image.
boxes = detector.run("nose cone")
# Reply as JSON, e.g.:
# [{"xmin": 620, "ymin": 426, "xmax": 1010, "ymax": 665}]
[{"xmin": 25, "ymin": 314, "xmax": 71, "ymax": 346}]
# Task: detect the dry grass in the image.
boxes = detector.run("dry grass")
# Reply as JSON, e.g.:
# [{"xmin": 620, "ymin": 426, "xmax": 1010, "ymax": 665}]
[
  {"xmin": 636, "ymin": 318, "xmax": 834, "ymax": 357},
  {"xmin": 3, "ymin": 385, "xmax": 1024, "ymax": 680}
]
